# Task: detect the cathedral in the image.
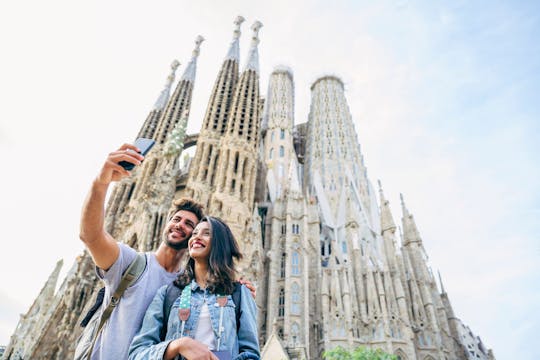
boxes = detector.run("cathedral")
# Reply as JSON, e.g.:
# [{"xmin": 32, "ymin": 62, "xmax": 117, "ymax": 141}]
[{"xmin": 4, "ymin": 17, "xmax": 495, "ymax": 360}]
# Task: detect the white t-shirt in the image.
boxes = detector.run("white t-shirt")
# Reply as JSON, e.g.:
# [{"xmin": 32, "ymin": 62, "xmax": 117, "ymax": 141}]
[
  {"xmin": 91, "ymin": 243, "xmax": 178, "ymax": 360},
  {"xmin": 194, "ymin": 300, "xmax": 216, "ymax": 350}
]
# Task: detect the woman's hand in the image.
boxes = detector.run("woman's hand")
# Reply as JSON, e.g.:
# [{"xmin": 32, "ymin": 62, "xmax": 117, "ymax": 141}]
[
  {"xmin": 238, "ymin": 278, "xmax": 256, "ymax": 299},
  {"xmin": 164, "ymin": 337, "xmax": 219, "ymax": 360}
]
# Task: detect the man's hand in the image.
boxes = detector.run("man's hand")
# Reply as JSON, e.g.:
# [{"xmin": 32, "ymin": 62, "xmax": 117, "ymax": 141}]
[
  {"xmin": 239, "ymin": 278, "xmax": 256, "ymax": 299},
  {"xmin": 95, "ymin": 144, "xmax": 144, "ymax": 186},
  {"xmin": 165, "ymin": 337, "xmax": 218, "ymax": 360}
]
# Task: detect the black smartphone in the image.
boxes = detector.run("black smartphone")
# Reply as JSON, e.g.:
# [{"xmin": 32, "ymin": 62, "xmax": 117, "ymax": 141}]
[{"xmin": 119, "ymin": 138, "xmax": 156, "ymax": 171}]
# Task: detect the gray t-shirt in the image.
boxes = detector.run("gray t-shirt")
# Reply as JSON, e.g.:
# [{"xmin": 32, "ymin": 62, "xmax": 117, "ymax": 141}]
[{"xmin": 91, "ymin": 243, "xmax": 178, "ymax": 360}]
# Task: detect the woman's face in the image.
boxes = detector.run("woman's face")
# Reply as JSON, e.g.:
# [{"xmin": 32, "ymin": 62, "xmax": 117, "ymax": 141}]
[{"xmin": 188, "ymin": 221, "xmax": 212, "ymax": 261}]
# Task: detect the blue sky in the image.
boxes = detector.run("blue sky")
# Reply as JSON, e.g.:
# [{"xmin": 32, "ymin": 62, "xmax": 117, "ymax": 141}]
[{"xmin": 0, "ymin": 1, "xmax": 538, "ymax": 358}]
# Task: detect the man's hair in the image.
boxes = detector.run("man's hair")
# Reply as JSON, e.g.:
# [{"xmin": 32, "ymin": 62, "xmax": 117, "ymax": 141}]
[{"xmin": 167, "ymin": 198, "xmax": 205, "ymax": 222}]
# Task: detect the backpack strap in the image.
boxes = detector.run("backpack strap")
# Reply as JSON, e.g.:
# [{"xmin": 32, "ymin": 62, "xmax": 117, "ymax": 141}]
[
  {"xmin": 161, "ymin": 283, "xmax": 182, "ymax": 341},
  {"xmin": 160, "ymin": 281, "xmax": 242, "ymax": 341},
  {"xmin": 87, "ymin": 253, "xmax": 147, "ymax": 359},
  {"xmin": 232, "ymin": 282, "xmax": 242, "ymax": 331}
]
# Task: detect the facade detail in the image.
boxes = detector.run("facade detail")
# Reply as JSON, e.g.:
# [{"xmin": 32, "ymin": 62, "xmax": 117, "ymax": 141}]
[{"xmin": 5, "ymin": 19, "xmax": 494, "ymax": 360}]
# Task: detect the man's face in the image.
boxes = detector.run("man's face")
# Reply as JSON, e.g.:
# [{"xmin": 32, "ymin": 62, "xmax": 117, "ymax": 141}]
[{"xmin": 164, "ymin": 210, "xmax": 199, "ymax": 249}]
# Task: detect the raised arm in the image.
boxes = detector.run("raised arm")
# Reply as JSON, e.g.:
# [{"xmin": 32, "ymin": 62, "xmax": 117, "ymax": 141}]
[{"xmin": 79, "ymin": 144, "xmax": 143, "ymax": 270}]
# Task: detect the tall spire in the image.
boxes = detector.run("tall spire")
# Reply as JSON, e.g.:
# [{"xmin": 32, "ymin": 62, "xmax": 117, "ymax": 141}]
[
  {"xmin": 154, "ymin": 60, "xmax": 180, "ymax": 110},
  {"xmin": 378, "ymin": 180, "xmax": 396, "ymax": 233},
  {"xmin": 226, "ymin": 16, "xmax": 245, "ymax": 60},
  {"xmin": 154, "ymin": 35, "xmax": 203, "ymax": 144},
  {"xmin": 438, "ymin": 270, "xmax": 446, "ymax": 294},
  {"xmin": 180, "ymin": 35, "xmax": 204, "ymax": 82},
  {"xmin": 243, "ymin": 21, "xmax": 263, "ymax": 72},
  {"xmin": 400, "ymin": 193, "xmax": 423, "ymax": 246},
  {"xmin": 138, "ymin": 61, "xmax": 180, "ymax": 139}
]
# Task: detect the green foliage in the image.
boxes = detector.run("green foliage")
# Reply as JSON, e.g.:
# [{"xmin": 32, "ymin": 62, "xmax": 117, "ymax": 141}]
[{"xmin": 323, "ymin": 346, "xmax": 397, "ymax": 360}]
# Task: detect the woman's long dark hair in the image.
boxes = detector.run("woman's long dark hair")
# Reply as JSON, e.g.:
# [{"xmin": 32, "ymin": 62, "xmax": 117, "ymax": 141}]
[{"xmin": 174, "ymin": 216, "xmax": 242, "ymax": 295}]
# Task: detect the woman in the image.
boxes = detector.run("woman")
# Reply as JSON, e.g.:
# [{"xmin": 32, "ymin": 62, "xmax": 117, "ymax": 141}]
[{"xmin": 129, "ymin": 216, "xmax": 260, "ymax": 360}]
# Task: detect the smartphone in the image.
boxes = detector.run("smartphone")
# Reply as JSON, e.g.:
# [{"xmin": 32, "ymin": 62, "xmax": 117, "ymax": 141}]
[{"xmin": 119, "ymin": 138, "xmax": 156, "ymax": 171}]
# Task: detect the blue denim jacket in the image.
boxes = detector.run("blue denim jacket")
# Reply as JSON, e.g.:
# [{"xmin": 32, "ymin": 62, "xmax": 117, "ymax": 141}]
[{"xmin": 128, "ymin": 280, "xmax": 260, "ymax": 360}]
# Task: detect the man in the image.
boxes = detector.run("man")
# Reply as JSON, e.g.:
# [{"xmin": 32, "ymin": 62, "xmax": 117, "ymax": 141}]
[{"xmin": 80, "ymin": 144, "xmax": 253, "ymax": 359}]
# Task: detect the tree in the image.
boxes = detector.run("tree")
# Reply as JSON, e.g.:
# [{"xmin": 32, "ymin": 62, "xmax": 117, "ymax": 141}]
[{"xmin": 323, "ymin": 346, "xmax": 397, "ymax": 360}]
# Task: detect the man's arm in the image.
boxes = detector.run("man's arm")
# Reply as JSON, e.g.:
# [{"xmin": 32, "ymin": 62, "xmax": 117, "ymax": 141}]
[{"xmin": 79, "ymin": 144, "xmax": 143, "ymax": 270}]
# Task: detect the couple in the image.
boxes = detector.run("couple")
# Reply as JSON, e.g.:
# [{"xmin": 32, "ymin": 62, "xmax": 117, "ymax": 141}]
[{"xmin": 79, "ymin": 143, "xmax": 259, "ymax": 360}]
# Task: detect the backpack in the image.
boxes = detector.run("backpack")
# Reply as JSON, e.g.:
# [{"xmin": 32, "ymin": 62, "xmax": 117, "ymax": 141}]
[
  {"xmin": 160, "ymin": 281, "xmax": 242, "ymax": 341},
  {"xmin": 74, "ymin": 253, "xmax": 146, "ymax": 360}
]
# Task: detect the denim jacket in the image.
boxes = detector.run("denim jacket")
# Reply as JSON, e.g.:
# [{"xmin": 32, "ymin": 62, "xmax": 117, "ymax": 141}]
[{"xmin": 128, "ymin": 280, "xmax": 260, "ymax": 360}]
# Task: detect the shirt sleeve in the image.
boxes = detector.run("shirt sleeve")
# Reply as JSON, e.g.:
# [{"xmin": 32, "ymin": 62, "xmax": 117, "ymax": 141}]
[
  {"xmin": 95, "ymin": 243, "xmax": 138, "ymax": 291},
  {"xmin": 128, "ymin": 285, "xmax": 173, "ymax": 360},
  {"xmin": 235, "ymin": 285, "xmax": 261, "ymax": 360}
]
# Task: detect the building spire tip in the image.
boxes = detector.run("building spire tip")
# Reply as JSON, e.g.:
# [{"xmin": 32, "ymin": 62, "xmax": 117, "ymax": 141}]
[
  {"xmin": 233, "ymin": 16, "xmax": 245, "ymax": 40},
  {"xmin": 171, "ymin": 59, "xmax": 180, "ymax": 71}
]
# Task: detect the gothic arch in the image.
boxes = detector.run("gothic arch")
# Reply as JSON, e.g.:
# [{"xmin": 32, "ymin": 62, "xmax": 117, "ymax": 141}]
[
  {"xmin": 394, "ymin": 349, "xmax": 407, "ymax": 360},
  {"xmin": 423, "ymin": 356, "xmax": 436, "ymax": 360}
]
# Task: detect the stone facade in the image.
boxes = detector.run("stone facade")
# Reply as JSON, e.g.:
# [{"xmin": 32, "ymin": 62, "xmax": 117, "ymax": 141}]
[{"xmin": 4, "ymin": 18, "xmax": 494, "ymax": 360}]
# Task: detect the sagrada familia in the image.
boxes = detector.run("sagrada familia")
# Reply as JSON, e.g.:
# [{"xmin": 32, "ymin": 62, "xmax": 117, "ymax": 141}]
[{"xmin": 4, "ymin": 17, "xmax": 495, "ymax": 360}]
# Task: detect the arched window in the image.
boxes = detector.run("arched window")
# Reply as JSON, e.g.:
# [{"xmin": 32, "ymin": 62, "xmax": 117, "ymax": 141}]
[
  {"xmin": 269, "ymin": 148, "xmax": 273, "ymax": 159},
  {"xmin": 291, "ymin": 251, "xmax": 300, "ymax": 275},
  {"xmin": 291, "ymin": 283, "xmax": 300, "ymax": 314},
  {"xmin": 279, "ymin": 145, "xmax": 284, "ymax": 157},
  {"xmin": 278, "ymin": 288, "xmax": 285, "ymax": 317},
  {"xmin": 280, "ymin": 129, "xmax": 285, "ymax": 139},
  {"xmin": 271, "ymin": 131, "xmax": 275, "ymax": 141}
]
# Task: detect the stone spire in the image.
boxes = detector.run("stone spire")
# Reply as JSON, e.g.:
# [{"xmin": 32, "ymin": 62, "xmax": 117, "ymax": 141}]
[
  {"xmin": 243, "ymin": 21, "xmax": 263, "ymax": 73},
  {"xmin": 137, "ymin": 60, "xmax": 180, "ymax": 139},
  {"xmin": 180, "ymin": 35, "xmax": 204, "ymax": 82},
  {"xmin": 378, "ymin": 180, "xmax": 396, "ymax": 233},
  {"xmin": 226, "ymin": 16, "xmax": 245, "ymax": 60},
  {"xmin": 154, "ymin": 60, "xmax": 180, "ymax": 110},
  {"xmin": 184, "ymin": 17, "xmax": 246, "ymax": 209},
  {"xmin": 438, "ymin": 270, "xmax": 446, "ymax": 294},
  {"xmin": 203, "ymin": 19, "xmax": 263, "ymax": 240},
  {"xmin": 154, "ymin": 35, "xmax": 203, "ymax": 144},
  {"xmin": 400, "ymin": 193, "xmax": 423, "ymax": 246}
]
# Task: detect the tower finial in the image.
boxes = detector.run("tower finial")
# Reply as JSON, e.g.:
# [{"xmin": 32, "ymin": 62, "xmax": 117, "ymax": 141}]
[
  {"xmin": 181, "ymin": 36, "xmax": 205, "ymax": 82},
  {"xmin": 251, "ymin": 20, "xmax": 263, "ymax": 44},
  {"xmin": 153, "ymin": 60, "xmax": 180, "ymax": 110},
  {"xmin": 243, "ymin": 20, "xmax": 263, "ymax": 73},
  {"xmin": 192, "ymin": 35, "xmax": 205, "ymax": 58},
  {"xmin": 226, "ymin": 16, "xmax": 245, "ymax": 60},
  {"xmin": 233, "ymin": 15, "xmax": 245, "ymax": 39}
]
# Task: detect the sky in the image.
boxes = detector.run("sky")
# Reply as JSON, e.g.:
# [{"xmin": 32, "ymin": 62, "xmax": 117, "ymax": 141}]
[{"xmin": 0, "ymin": 0, "xmax": 539, "ymax": 358}]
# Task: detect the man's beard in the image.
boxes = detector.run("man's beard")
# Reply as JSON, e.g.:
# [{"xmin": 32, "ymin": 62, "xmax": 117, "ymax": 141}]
[{"xmin": 164, "ymin": 234, "xmax": 189, "ymax": 251}]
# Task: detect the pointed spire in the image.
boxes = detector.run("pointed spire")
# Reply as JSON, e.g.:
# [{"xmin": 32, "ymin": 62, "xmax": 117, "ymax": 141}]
[
  {"xmin": 378, "ymin": 180, "xmax": 396, "ymax": 233},
  {"xmin": 153, "ymin": 60, "xmax": 180, "ymax": 110},
  {"xmin": 180, "ymin": 35, "xmax": 204, "ymax": 82},
  {"xmin": 225, "ymin": 16, "xmax": 245, "ymax": 60},
  {"xmin": 400, "ymin": 192, "xmax": 409, "ymax": 217},
  {"xmin": 44, "ymin": 259, "xmax": 63, "ymax": 295},
  {"xmin": 438, "ymin": 270, "xmax": 446, "ymax": 294},
  {"xmin": 243, "ymin": 20, "xmax": 263, "ymax": 73},
  {"xmin": 400, "ymin": 193, "xmax": 423, "ymax": 246}
]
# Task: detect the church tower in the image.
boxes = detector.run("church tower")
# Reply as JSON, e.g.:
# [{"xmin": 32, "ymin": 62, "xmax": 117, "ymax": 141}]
[
  {"xmin": 186, "ymin": 20, "xmax": 264, "ymax": 246},
  {"xmin": 261, "ymin": 67, "xmax": 319, "ymax": 359},
  {"xmin": 184, "ymin": 16, "xmax": 245, "ymax": 207}
]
